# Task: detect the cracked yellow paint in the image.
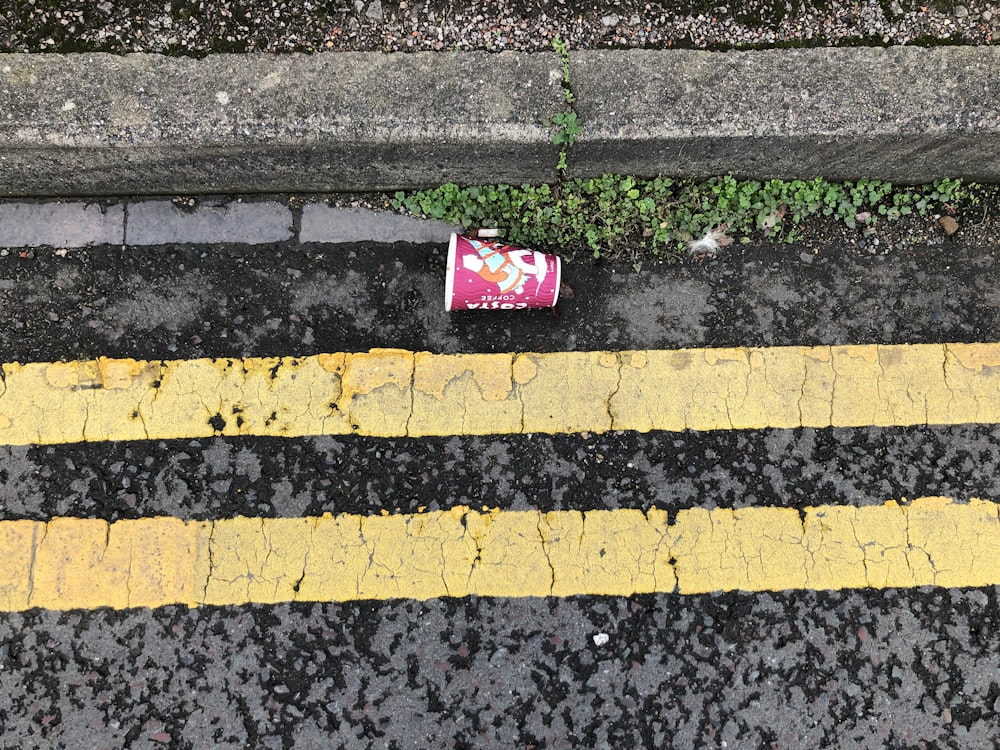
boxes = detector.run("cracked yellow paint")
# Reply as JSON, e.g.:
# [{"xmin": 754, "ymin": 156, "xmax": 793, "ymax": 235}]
[
  {"xmin": 464, "ymin": 509, "xmax": 553, "ymax": 597},
  {"xmin": 542, "ymin": 508, "xmax": 670, "ymax": 596},
  {"xmin": 410, "ymin": 353, "xmax": 521, "ymax": 436},
  {"xmin": 518, "ymin": 351, "xmax": 620, "ymax": 433},
  {"xmin": 202, "ymin": 516, "xmax": 314, "ymax": 605},
  {"xmin": 943, "ymin": 344, "xmax": 1000, "ymax": 424},
  {"xmin": 97, "ymin": 358, "xmax": 146, "ymax": 389},
  {"xmin": 4, "ymin": 343, "xmax": 1000, "ymax": 445},
  {"xmin": 512, "ymin": 354, "xmax": 537, "ymax": 385},
  {"xmin": 0, "ymin": 520, "xmax": 40, "ymax": 610},
  {"xmin": 337, "ymin": 349, "xmax": 413, "ymax": 436},
  {"xmin": 27, "ymin": 517, "xmax": 203, "ymax": 610},
  {"xmin": 1, "ymin": 497, "xmax": 999, "ymax": 611}
]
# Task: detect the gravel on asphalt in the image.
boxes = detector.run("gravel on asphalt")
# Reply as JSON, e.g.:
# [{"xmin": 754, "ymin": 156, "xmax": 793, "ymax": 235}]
[
  {"xmin": 2, "ymin": 230, "xmax": 1000, "ymax": 363},
  {"xmin": 2, "ymin": 0, "xmax": 996, "ymax": 55},
  {"xmin": 3, "ymin": 590, "xmax": 999, "ymax": 749}
]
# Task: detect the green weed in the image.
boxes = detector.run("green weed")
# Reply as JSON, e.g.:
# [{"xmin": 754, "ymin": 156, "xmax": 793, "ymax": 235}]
[
  {"xmin": 391, "ymin": 175, "xmax": 972, "ymax": 262},
  {"xmin": 549, "ymin": 36, "xmax": 579, "ymax": 172}
]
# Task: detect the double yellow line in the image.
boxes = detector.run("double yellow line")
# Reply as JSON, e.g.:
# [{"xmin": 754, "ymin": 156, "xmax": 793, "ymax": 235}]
[{"xmin": 3, "ymin": 342, "xmax": 999, "ymax": 611}]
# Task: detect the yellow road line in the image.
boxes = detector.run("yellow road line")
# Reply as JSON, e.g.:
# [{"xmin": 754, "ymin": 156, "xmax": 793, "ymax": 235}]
[
  {"xmin": 2, "ymin": 343, "xmax": 1000, "ymax": 445},
  {"xmin": 1, "ymin": 497, "xmax": 998, "ymax": 611}
]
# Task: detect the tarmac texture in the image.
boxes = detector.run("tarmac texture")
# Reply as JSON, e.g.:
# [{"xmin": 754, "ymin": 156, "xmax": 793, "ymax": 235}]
[
  {"xmin": 2, "ymin": 592, "xmax": 1000, "ymax": 748},
  {"xmin": 2, "ymin": 229, "xmax": 1000, "ymax": 746},
  {"xmin": 0, "ymin": 235, "xmax": 997, "ymax": 364}
]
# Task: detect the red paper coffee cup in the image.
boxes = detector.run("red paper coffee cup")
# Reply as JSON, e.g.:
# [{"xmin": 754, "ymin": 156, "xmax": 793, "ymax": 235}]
[{"xmin": 445, "ymin": 234, "xmax": 561, "ymax": 311}]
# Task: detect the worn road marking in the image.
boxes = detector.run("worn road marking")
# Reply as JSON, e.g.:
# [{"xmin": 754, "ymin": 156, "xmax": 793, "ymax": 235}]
[
  {"xmin": 1, "ymin": 343, "xmax": 999, "ymax": 445},
  {"xmin": 1, "ymin": 497, "xmax": 997, "ymax": 611}
]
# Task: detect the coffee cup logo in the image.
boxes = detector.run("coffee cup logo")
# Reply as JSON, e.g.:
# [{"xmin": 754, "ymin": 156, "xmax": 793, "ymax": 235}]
[{"xmin": 446, "ymin": 234, "xmax": 561, "ymax": 311}]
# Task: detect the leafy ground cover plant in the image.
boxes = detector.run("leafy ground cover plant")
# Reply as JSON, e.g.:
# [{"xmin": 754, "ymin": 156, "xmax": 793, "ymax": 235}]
[{"xmin": 390, "ymin": 175, "xmax": 970, "ymax": 264}]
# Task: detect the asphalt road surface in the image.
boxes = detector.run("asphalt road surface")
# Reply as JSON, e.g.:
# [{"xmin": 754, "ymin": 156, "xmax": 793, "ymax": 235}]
[{"xmin": 2, "ymin": 235, "xmax": 1000, "ymax": 749}]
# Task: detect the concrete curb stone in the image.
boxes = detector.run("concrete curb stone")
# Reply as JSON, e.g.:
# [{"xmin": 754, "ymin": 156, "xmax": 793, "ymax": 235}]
[
  {"xmin": 0, "ymin": 47, "xmax": 997, "ymax": 198},
  {"xmin": 0, "ymin": 51, "xmax": 564, "ymax": 196},
  {"xmin": 299, "ymin": 204, "xmax": 460, "ymax": 244},
  {"xmin": 568, "ymin": 46, "xmax": 1000, "ymax": 183}
]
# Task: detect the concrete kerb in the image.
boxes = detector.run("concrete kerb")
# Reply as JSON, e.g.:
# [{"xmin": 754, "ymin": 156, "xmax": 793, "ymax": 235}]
[
  {"xmin": 0, "ymin": 51, "xmax": 565, "ymax": 196},
  {"xmin": 566, "ymin": 47, "xmax": 1000, "ymax": 184},
  {"xmin": 0, "ymin": 47, "xmax": 997, "ymax": 199}
]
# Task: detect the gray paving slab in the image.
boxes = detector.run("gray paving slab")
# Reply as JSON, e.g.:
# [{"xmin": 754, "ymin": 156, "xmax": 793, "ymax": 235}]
[
  {"xmin": 567, "ymin": 46, "xmax": 1000, "ymax": 183},
  {"xmin": 125, "ymin": 199, "xmax": 294, "ymax": 245},
  {"xmin": 300, "ymin": 204, "xmax": 460, "ymax": 244},
  {"xmin": 0, "ymin": 201, "xmax": 123, "ymax": 247}
]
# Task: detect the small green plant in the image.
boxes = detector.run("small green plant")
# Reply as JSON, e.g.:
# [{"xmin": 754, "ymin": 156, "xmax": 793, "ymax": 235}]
[
  {"xmin": 550, "ymin": 36, "xmax": 580, "ymax": 172},
  {"xmin": 551, "ymin": 111, "xmax": 582, "ymax": 146},
  {"xmin": 551, "ymin": 110, "xmax": 584, "ymax": 170},
  {"xmin": 551, "ymin": 36, "xmax": 573, "ymax": 101},
  {"xmin": 391, "ymin": 176, "xmax": 976, "ymax": 263}
]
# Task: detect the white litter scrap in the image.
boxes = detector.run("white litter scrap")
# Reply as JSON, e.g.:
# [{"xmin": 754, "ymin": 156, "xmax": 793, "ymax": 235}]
[{"xmin": 687, "ymin": 227, "xmax": 730, "ymax": 257}]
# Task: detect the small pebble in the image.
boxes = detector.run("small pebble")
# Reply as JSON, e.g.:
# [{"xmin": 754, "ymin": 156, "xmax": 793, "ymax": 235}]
[
  {"xmin": 593, "ymin": 632, "xmax": 610, "ymax": 646},
  {"xmin": 939, "ymin": 216, "xmax": 959, "ymax": 235}
]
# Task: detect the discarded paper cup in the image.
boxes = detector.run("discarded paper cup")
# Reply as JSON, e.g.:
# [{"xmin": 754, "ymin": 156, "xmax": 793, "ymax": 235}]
[{"xmin": 445, "ymin": 234, "xmax": 561, "ymax": 311}]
